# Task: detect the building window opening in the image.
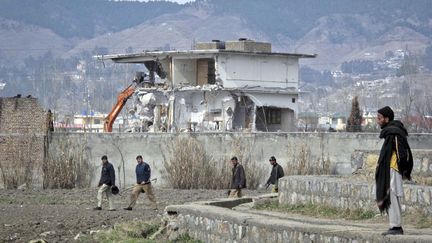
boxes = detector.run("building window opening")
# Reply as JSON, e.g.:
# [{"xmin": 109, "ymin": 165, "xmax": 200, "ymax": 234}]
[
  {"xmin": 197, "ymin": 58, "xmax": 216, "ymax": 85},
  {"xmin": 257, "ymin": 107, "xmax": 282, "ymax": 125}
]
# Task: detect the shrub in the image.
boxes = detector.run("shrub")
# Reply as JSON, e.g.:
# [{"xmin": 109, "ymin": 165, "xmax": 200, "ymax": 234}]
[
  {"xmin": 43, "ymin": 137, "xmax": 94, "ymax": 189},
  {"xmin": 285, "ymin": 142, "xmax": 331, "ymax": 176},
  {"xmin": 162, "ymin": 136, "xmax": 266, "ymax": 189},
  {"xmin": 162, "ymin": 137, "xmax": 230, "ymax": 189}
]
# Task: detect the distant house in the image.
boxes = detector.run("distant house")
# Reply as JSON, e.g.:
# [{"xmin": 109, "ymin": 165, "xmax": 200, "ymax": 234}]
[
  {"xmin": 56, "ymin": 113, "xmax": 106, "ymax": 133},
  {"xmin": 362, "ymin": 111, "xmax": 376, "ymax": 127},
  {"xmin": 318, "ymin": 115, "xmax": 332, "ymax": 130},
  {"xmin": 298, "ymin": 112, "xmax": 319, "ymax": 131},
  {"xmin": 100, "ymin": 39, "xmax": 316, "ymax": 132},
  {"xmin": 331, "ymin": 112, "xmax": 347, "ymax": 131}
]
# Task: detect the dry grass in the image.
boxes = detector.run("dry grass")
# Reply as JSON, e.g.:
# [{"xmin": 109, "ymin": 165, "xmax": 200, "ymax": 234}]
[
  {"xmin": 162, "ymin": 137, "xmax": 231, "ymax": 189},
  {"xmin": 285, "ymin": 142, "xmax": 331, "ymax": 176},
  {"xmin": 43, "ymin": 137, "xmax": 94, "ymax": 189},
  {"xmin": 162, "ymin": 136, "xmax": 265, "ymax": 189},
  {"xmin": 404, "ymin": 208, "xmax": 432, "ymax": 228},
  {"xmin": 80, "ymin": 220, "xmax": 202, "ymax": 243},
  {"xmin": 254, "ymin": 201, "xmax": 376, "ymax": 220}
]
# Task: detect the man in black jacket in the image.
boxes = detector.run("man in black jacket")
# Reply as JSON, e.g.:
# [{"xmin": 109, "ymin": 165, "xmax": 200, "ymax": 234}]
[
  {"xmin": 228, "ymin": 156, "xmax": 246, "ymax": 198},
  {"xmin": 124, "ymin": 155, "xmax": 157, "ymax": 210},
  {"xmin": 376, "ymin": 106, "xmax": 413, "ymax": 236},
  {"xmin": 265, "ymin": 156, "xmax": 285, "ymax": 193},
  {"xmin": 94, "ymin": 155, "xmax": 116, "ymax": 211}
]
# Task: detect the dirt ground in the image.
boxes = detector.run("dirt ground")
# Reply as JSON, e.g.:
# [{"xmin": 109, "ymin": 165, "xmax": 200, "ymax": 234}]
[{"xmin": 0, "ymin": 188, "xmax": 260, "ymax": 242}]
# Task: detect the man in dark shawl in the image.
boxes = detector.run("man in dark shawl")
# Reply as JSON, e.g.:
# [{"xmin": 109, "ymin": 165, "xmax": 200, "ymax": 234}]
[{"xmin": 375, "ymin": 106, "xmax": 413, "ymax": 236}]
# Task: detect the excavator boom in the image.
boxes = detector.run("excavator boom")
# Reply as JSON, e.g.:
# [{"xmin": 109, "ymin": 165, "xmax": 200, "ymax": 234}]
[
  {"xmin": 103, "ymin": 85, "xmax": 135, "ymax": 132},
  {"xmin": 104, "ymin": 72, "xmax": 145, "ymax": 132}
]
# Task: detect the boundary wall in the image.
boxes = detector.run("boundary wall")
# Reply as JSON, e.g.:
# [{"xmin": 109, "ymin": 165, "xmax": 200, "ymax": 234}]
[{"xmin": 47, "ymin": 132, "xmax": 432, "ymax": 187}]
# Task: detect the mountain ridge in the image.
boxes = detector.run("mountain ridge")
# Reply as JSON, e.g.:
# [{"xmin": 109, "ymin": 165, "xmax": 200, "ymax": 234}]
[{"xmin": 0, "ymin": 0, "xmax": 431, "ymax": 70}]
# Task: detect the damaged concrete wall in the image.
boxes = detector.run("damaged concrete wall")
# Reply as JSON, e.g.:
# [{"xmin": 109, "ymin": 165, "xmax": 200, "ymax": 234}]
[
  {"xmin": 133, "ymin": 90, "xmax": 170, "ymax": 132},
  {"xmin": 133, "ymin": 88, "xmax": 298, "ymax": 133},
  {"xmin": 133, "ymin": 89, "xmax": 237, "ymax": 132},
  {"xmin": 47, "ymin": 132, "xmax": 432, "ymax": 188},
  {"xmin": 0, "ymin": 97, "xmax": 47, "ymax": 189},
  {"xmin": 173, "ymin": 90, "xmax": 235, "ymax": 132}
]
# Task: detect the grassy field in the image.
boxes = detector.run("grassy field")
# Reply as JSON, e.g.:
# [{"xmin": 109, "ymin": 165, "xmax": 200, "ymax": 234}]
[{"xmin": 254, "ymin": 201, "xmax": 432, "ymax": 228}]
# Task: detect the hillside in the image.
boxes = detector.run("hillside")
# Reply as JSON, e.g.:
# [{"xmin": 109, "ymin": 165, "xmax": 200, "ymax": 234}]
[
  {"xmin": 0, "ymin": 0, "xmax": 430, "ymax": 67},
  {"xmin": 0, "ymin": 0, "xmax": 182, "ymax": 38},
  {"xmin": 0, "ymin": 0, "xmax": 431, "ymax": 115},
  {"xmin": 64, "ymin": 6, "xmax": 269, "ymax": 57},
  {"xmin": 0, "ymin": 0, "xmax": 182, "ymax": 66},
  {"xmin": 0, "ymin": 17, "xmax": 76, "ymax": 67}
]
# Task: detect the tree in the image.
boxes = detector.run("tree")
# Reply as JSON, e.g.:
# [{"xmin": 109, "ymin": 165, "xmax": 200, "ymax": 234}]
[
  {"xmin": 396, "ymin": 53, "xmax": 418, "ymax": 77},
  {"xmin": 346, "ymin": 96, "xmax": 362, "ymax": 132},
  {"xmin": 423, "ymin": 45, "xmax": 432, "ymax": 71},
  {"xmin": 341, "ymin": 60, "xmax": 374, "ymax": 74}
]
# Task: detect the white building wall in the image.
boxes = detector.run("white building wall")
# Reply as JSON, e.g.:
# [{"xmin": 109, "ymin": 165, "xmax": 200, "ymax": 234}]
[
  {"xmin": 217, "ymin": 54, "xmax": 299, "ymax": 89},
  {"xmin": 246, "ymin": 93, "xmax": 298, "ymax": 115},
  {"xmin": 173, "ymin": 58, "xmax": 197, "ymax": 86}
]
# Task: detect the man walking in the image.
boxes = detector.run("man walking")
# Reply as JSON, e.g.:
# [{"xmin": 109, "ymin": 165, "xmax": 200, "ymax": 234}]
[
  {"xmin": 265, "ymin": 156, "xmax": 285, "ymax": 193},
  {"xmin": 124, "ymin": 155, "xmax": 157, "ymax": 210},
  {"xmin": 94, "ymin": 155, "xmax": 116, "ymax": 211},
  {"xmin": 228, "ymin": 156, "xmax": 246, "ymax": 198},
  {"xmin": 375, "ymin": 106, "xmax": 413, "ymax": 235}
]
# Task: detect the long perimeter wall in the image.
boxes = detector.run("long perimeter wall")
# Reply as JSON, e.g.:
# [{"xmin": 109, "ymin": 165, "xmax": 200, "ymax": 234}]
[{"xmin": 47, "ymin": 132, "xmax": 432, "ymax": 187}]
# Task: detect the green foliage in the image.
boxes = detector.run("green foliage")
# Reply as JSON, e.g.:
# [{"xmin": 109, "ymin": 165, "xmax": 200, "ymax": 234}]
[
  {"xmin": 177, "ymin": 234, "xmax": 203, "ymax": 243},
  {"xmin": 0, "ymin": 196, "xmax": 17, "ymax": 204},
  {"xmin": 92, "ymin": 221, "xmax": 160, "ymax": 242},
  {"xmin": 346, "ymin": 96, "xmax": 362, "ymax": 132},
  {"xmin": 84, "ymin": 221, "xmax": 203, "ymax": 243}
]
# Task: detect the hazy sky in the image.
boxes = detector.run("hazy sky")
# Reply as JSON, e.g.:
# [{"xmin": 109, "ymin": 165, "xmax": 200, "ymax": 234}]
[
  {"xmin": 135, "ymin": 0, "xmax": 196, "ymax": 4},
  {"xmin": 170, "ymin": 0, "xmax": 195, "ymax": 3}
]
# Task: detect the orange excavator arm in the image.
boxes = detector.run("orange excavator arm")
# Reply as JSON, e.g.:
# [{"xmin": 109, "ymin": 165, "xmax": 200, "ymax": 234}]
[
  {"xmin": 104, "ymin": 72, "xmax": 145, "ymax": 132},
  {"xmin": 103, "ymin": 84, "xmax": 136, "ymax": 132}
]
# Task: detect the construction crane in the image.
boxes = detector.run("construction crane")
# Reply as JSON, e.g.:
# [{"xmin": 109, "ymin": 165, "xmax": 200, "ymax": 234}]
[{"xmin": 104, "ymin": 72, "xmax": 145, "ymax": 132}]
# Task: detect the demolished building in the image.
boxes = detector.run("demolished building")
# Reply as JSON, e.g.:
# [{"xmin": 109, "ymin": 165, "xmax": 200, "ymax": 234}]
[{"xmin": 101, "ymin": 39, "xmax": 316, "ymax": 132}]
